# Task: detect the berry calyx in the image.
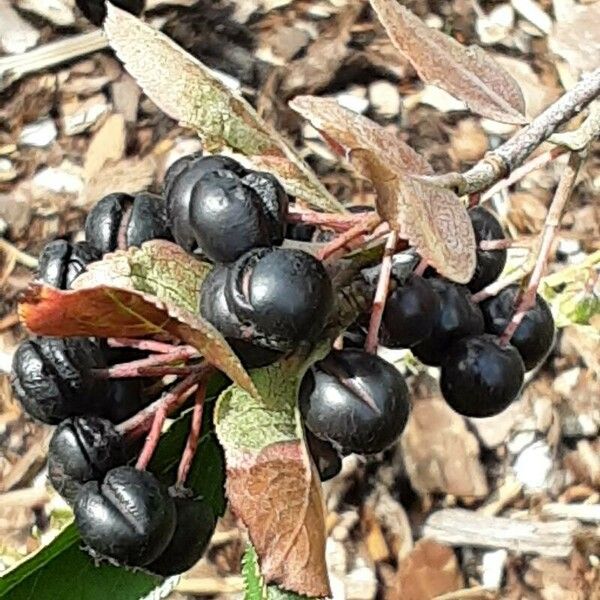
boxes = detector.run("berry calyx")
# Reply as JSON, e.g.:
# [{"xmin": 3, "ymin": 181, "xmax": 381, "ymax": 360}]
[
  {"xmin": 381, "ymin": 275, "xmax": 441, "ymax": 348},
  {"xmin": 299, "ymin": 349, "xmax": 410, "ymax": 455},
  {"xmin": 411, "ymin": 279, "xmax": 484, "ymax": 366},
  {"xmin": 147, "ymin": 494, "xmax": 216, "ymax": 576},
  {"xmin": 74, "ymin": 466, "xmax": 176, "ymax": 567},
  {"xmin": 226, "ymin": 247, "xmax": 335, "ymax": 351},
  {"xmin": 440, "ymin": 334, "xmax": 525, "ymax": 418},
  {"xmin": 48, "ymin": 417, "xmax": 127, "ymax": 504},
  {"xmin": 38, "ymin": 240, "xmax": 100, "ymax": 290},
  {"xmin": 480, "ymin": 284, "xmax": 555, "ymax": 370},
  {"xmin": 467, "ymin": 206, "xmax": 507, "ymax": 293}
]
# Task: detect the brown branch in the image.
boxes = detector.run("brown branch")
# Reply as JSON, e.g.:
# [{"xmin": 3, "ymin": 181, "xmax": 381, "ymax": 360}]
[
  {"xmin": 500, "ymin": 152, "xmax": 583, "ymax": 345},
  {"xmin": 426, "ymin": 67, "xmax": 600, "ymax": 195}
]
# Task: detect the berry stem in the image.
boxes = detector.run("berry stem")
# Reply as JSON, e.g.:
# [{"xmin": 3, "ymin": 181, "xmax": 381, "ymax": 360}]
[
  {"xmin": 93, "ymin": 346, "xmax": 200, "ymax": 379},
  {"xmin": 317, "ymin": 214, "xmax": 381, "ymax": 261},
  {"xmin": 107, "ymin": 338, "xmax": 188, "ymax": 354},
  {"xmin": 365, "ymin": 230, "xmax": 398, "ymax": 353},
  {"xmin": 137, "ymin": 365, "xmax": 199, "ymax": 377},
  {"xmin": 117, "ymin": 367, "xmax": 208, "ymax": 441},
  {"xmin": 176, "ymin": 381, "xmax": 207, "ymax": 485},
  {"xmin": 479, "ymin": 238, "xmax": 535, "ymax": 251},
  {"xmin": 414, "ymin": 258, "xmax": 428, "ymax": 276},
  {"xmin": 499, "ymin": 152, "xmax": 583, "ymax": 346},
  {"xmin": 287, "ymin": 208, "xmax": 366, "ymax": 232}
]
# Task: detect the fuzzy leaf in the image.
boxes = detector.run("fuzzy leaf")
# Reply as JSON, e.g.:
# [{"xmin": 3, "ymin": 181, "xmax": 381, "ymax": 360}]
[
  {"xmin": 18, "ymin": 284, "xmax": 256, "ymax": 397},
  {"xmin": 370, "ymin": 0, "xmax": 526, "ymax": 124},
  {"xmin": 103, "ymin": 4, "xmax": 343, "ymax": 213},
  {"xmin": 74, "ymin": 240, "xmax": 212, "ymax": 313},
  {"xmin": 291, "ymin": 96, "xmax": 476, "ymax": 283},
  {"xmin": 215, "ymin": 363, "xmax": 330, "ymax": 598}
]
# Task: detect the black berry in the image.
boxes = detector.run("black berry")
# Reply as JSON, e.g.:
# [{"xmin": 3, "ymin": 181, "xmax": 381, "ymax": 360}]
[
  {"xmin": 165, "ymin": 154, "xmax": 247, "ymax": 252},
  {"xmin": 105, "ymin": 378, "xmax": 148, "ymax": 424},
  {"xmin": 85, "ymin": 192, "xmax": 171, "ymax": 254},
  {"xmin": 299, "ymin": 349, "xmax": 410, "ymax": 455},
  {"xmin": 48, "ymin": 417, "xmax": 126, "ymax": 504},
  {"xmin": 381, "ymin": 275, "xmax": 440, "ymax": 348},
  {"xmin": 38, "ymin": 240, "xmax": 100, "ymax": 289},
  {"xmin": 467, "ymin": 207, "xmax": 507, "ymax": 293},
  {"xmin": 412, "ymin": 279, "xmax": 484, "ymax": 366},
  {"xmin": 11, "ymin": 337, "xmax": 109, "ymax": 424},
  {"xmin": 226, "ymin": 248, "xmax": 334, "ymax": 351},
  {"xmin": 305, "ymin": 430, "xmax": 342, "ymax": 482},
  {"xmin": 480, "ymin": 284, "xmax": 555, "ymax": 370},
  {"xmin": 147, "ymin": 495, "xmax": 216, "ymax": 576},
  {"xmin": 440, "ymin": 334, "xmax": 525, "ymax": 418},
  {"xmin": 75, "ymin": 466, "xmax": 176, "ymax": 567}
]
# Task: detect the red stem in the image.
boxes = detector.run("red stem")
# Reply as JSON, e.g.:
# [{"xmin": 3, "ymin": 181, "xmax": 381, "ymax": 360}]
[
  {"xmin": 287, "ymin": 208, "xmax": 366, "ymax": 231},
  {"xmin": 107, "ymin": 338, "xmax": 186, "ymax": 354},
  {"xmin": 176, "ymin": 382, "xmax": 206, "ymax": 485},
  {"xmin": 317, "ymin": 214, "xmax": 381, "ymax": 261},
  {"xmin": 499, "ymin": 153, "xmax": 582, "ymax": 346},
  {"xmin": 365, "ymin": 231, "xmax": 398, "ymax": 353}
]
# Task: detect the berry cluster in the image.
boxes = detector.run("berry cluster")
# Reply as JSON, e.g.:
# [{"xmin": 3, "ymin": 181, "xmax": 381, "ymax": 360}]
[{"xmin": 10, "ymin": 150, "xmax": 556, "ymax": 572}]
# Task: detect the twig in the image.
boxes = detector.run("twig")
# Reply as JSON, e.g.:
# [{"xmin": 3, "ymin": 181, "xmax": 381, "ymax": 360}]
[
  {"xmin": 541, "ymin": 503, "xmax": 600, "ymax": 524},
  {"xmin": 500, "ymin": 152, "xmax": 583, "ymax": 345},
  {"xmin": 0, "ymin": 238, "xmax": 39, "ymax": 269},
  {"xmin": 93, "ymin": 346, "xmax": 199, "ymax": 378},
  {"xmin": 317, "ymin": 214, "xmax": 381, "ymax": 261},
  {"xmin": 426, "ymin": 67, "xmax": 600, "ymax": 195},
  {"xmin": 365, "ymin": 231, "xmax": 398, "ymax": 353},
  {"xmin": 422, "ymin": 508, "xmax": 579, "ymax": 558},
  {"xmin": 176, "ymin": 381, "xmax": 207, "ymax": 485},
  {"xmin": 479, "ymin": 238, "xmax": 535, "ymax": 251},
  {"xmin": 0, "ymin": 30, "xmax": 108, "ymax": 92}
]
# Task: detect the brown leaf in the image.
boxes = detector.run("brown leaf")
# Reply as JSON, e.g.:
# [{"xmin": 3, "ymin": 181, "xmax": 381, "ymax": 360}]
[
  {"xmin": 227, "ymin": 441, "xmax": 330, "ymax": 597},
  {"xmin": 290, "ymin": 96, "xmax": 476, "ymax": 283},
  {"xmin": 103, "ymin": 4, "xmax": 344, "ymax": 213},
  {"xmin": 396, "ymin": 539, "xmax": 464, "ymax": 600},
  {"xmin": 18, "ymin": 283, "xmax": 257, "ymax": 397},
  {"xmin": 370, "ymin": 0, "xmax": 527, "ymax": 124}
]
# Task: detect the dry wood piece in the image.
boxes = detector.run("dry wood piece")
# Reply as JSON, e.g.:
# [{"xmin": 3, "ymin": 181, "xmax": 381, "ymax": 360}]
[
  {"xmin": 541, "ymin": 503, "xmax": 600, "ymax": 524},
  {"xmin": 422, "ymin": 508, "xmax": 579, "ymax": 558}
]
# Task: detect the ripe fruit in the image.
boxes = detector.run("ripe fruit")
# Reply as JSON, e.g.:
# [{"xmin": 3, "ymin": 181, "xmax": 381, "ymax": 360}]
[
  {"xmin": 467, "ymin": 207, "xmax": 507, "ymax": 293},
  {"xmin": 299, "ymin": 349, "xmax": 410, "ymax": 455},
  {"xmin": 106, "ymin": 378, "xmax": 148, "ymax": 424},
  {"xmin": 411, "ymin": 279, "xmax": 484, "ymax": 366},
  {"xmin": 440, "ymin": 334, "xmax": 525, "ymax": 418},
  {"xmin": 480, "ymin": 284, "xmax": 555, "ymax": 370},
  {"xmin": 381, "ymin": 275, "xmax": 440, "ymax": 348},
  {"xmin": 199, "ymin": 265, "xmax": 282, "ymax": 367},
  {"xmin": 11, "ymin": 337, "xmax": 109, "ymax": 424},
  {"xmin": 38, "ymin": 240, "xmax": 100, "ymax": 289},
  {"xmin": 75, "ymin": 466, "xmax": 176, "ymax": 567},
  {"xmin": 165, "ymin": 154, "xmax": 247, "ymax": 252},
  {"xmin": 48, "ymin": 417, "xmax": 126, "ymax": 504},
  {"xmin": 75, "ymin": 0, "xmax": 144, "ymax": 26},
  {"xmin": 147, "ymin": 495, "xmax": 216, "ymax": 576},
  {"xmin": 85, "ymin": 192, "xmax": 171, "ymax": 254},
  {"xmin": 226, "ymin": 248, "xmax": 335, "ymax": 351},
  {"xmin": 305, "ymin": 430, "xmax": 342, "ymax": 482}
]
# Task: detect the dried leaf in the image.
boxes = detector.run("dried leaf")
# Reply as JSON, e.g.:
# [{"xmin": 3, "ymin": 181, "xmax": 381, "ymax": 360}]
[
  {"xmin": 290, "ymin": 96, "xmax": 476, "ymax": 283},
  {"xmin": 370, "ymin": 0, "xmax": 526, "ymax": 124},
  {"xmin": 215, "ymin": 364, "xmax": 330, "ymax": 598},
  {"xmin": 104, "ymin": 4, "xmax": 343, "ymax": 213},
  {"xmin": 18, "ymin": 284, "xmax": 256, "ymax": 397}
]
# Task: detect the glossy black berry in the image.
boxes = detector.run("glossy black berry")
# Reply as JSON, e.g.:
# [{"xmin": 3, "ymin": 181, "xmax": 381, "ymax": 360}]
[
  {"xmin": 480, "ymin": 284, "xmax": 555, "ymax": 370},
  {"xmin": 305, "ymin": 430, "xmax": 342, "ymax": 482},
  {"xmin": 226, "ymin": 248, "xmax": 335, "ymax": 351},
  {"xmin": 48, "ymin": 417, "xmax": 127, "ymax": 504},
  {"xmin": 147, "ymin": 495, "xmax": 216, "ymax": 576},
  {"xmin": 381, "ymin": 275, "xmax": 441, "ymax": 348},
  {"xmin": 38, "ymin": 240, "xmax": 100, "ymax": 289},
  {"xmin": 105, "ymin": 378, "xmax": 148, "ymax": 424},
  {"xmin": 75, "ymin": 0, "xmax": 144, "ymax": 27},
  {"xmin": 75, "ymin": 466, "xmax": 176, "ymax": 567},
  {"xmin": 467, "ymin": 206, "xmax": 507, "ymax": 293},
  {"xmin": 85, "ymin": 192, "xmax": 171, "ymax": 254},
  {"xmin": 299, "ymin": 349, "xmax": 410, "ymax": 455},
  {"xmin": 189, "ymin": 171, "xmax": 274, "ymax": 263},
  {"xmin": 411, "ymin": 279, "xmax": 484, "ymax": 366},
  {"xmin": 440, "ymin": 334, "xmax": 525, "ymax": 418},
  {"xmin": 165, "ymin": 154, "xmax": 247, "ymax": 252},
  {"xmin": 199, "ymin": 265, "xmax": 282, "ymax": 367},
  {"xmin": 11, "ymin": 337, "xmax": 109, "ymax": 424}
]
